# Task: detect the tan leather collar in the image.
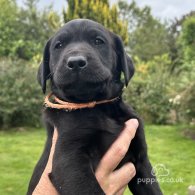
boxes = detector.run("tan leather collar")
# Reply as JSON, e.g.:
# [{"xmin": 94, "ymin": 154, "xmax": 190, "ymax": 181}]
[{"xmin": 44, "ymin": 93, "xmax": 119, "ymax": 111}]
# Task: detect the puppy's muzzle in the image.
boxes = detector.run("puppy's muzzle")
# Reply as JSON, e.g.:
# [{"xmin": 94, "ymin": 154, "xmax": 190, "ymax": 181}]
[{"xmin": 67, "ymin": 56, "xmax": 87, "ymax": 71}]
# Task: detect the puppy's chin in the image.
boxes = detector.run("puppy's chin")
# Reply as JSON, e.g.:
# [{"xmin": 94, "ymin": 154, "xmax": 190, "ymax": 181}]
[
  {"xmin": 51, "ymin": 82, "xmax": 106, "ymax": 103},
  {"xmin": 51, "ymin": 79, "xmax": 124, "ymax": 103}
]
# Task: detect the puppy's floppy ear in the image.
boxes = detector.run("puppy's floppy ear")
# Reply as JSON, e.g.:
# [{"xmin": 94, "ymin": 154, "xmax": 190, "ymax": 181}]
[
  {"xmin": 37, "ymin": 39, "xmax": 51, "ymax": 93},
  {"xmin": 114, "ymin": 35, "xmax": 134, "ymax": 86}
]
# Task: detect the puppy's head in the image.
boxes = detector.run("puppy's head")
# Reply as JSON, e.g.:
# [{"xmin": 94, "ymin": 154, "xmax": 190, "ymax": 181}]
[{"xmin": 38, "ymin": 19, "xmax": 134, "ymax": 102}]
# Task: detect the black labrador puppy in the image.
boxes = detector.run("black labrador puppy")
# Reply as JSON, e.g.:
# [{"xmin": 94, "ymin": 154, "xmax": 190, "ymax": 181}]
[{"xmin": 27, "ymin": 19, "xmax": 162, "ymax": 195}]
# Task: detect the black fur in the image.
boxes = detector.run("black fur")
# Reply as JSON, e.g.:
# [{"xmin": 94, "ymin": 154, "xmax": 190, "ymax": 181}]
[{"xmin": 27, "ymin": 19, "xmax": 162, "ymax": 195}]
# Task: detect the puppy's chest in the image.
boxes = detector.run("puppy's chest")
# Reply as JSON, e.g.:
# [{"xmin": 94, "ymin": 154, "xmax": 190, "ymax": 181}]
[
  {"xmin": 45, "ymin": 108, "xmax": 127, "ymax": 169},
  {"xmin": 45, "ymin": 108, "xmax": 124, "ymax": 143}
]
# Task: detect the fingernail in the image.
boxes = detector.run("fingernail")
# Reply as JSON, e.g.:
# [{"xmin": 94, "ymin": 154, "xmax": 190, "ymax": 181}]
[
  {"xmin": 130, "ymin": 119, "xmax": 139, "ymax": 128},
  {"xmin": 128, "ymin": 162, "xmax": 136, "ymax": 176}
]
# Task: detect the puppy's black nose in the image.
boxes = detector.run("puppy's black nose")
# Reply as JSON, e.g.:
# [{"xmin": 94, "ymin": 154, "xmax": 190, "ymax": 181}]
[{"xmin": 67, "ymin": 56, "xmax": 87, "ymax": 70}]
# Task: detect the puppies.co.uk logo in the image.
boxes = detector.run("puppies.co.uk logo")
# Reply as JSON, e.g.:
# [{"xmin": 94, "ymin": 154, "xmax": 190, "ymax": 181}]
[
  {"xmin": 137, "ymin": 163, "xmax": 184, "ymax": 185},
  {"xmin": 151, "ymin": 163, "xmax": 169, "ymax": 177}
]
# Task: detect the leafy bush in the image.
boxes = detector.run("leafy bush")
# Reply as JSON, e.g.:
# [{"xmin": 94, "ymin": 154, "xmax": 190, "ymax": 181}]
[
  {"xmin": 0, "ymin": 0, "xmax": 19, "ymax": 56},
  {"xmin": 169, "ymin": 60, "xmax": 195, "ymax": 123},
  {"xmin": 179, "ymin": 16, "xmax": 195, "ymax": 62},
  {"xmin": 0, "ymin": 57, "xmax": 43, "ymax": 128},
  {"xmin": 0, "ymin": 0, "xmax": 58, "ymax": 60},
  {"xmin": 124, "ymin": 55, "xmax": 173, "ymax": 124}
]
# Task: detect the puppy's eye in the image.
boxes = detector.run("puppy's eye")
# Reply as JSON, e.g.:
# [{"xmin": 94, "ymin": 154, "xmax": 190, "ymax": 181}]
[
  {"xmin": 94, "ymin": 37, "xmax": 105, "ymax": 45},
  {"xmin": 55, "ymin": 41, "xmax": 63, "ymax": 49}
]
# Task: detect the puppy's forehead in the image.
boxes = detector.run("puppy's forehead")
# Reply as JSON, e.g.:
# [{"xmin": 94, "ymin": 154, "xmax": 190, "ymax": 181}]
[{"xmin": 56, "ymin": 19, "xmax": 109, "ymax": 36}]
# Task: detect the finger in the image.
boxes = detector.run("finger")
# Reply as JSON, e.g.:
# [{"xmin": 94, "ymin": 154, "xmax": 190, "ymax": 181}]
[
  {"xmin": 45, "ymin": 128, "xmax": 58, "ymax": 173},
  {"xmin": 96, "ymin": 119, "xmax": 138, "ymax": 176},
  {"xmin": 111, "ymin": 163, "xmax": 136, "ymax": 193},
  {"xmin": 52, "ymin": 127, "xmax": 58, "ymax": 143},
  {"xmin": 33, "ymin": 128, "xmax": 58, "ymax": 195}
]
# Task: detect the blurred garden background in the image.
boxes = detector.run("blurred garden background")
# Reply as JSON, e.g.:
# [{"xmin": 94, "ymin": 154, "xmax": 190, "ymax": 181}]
[{"xmin": 0, "ymin": 0, "xmax": 195, "ymax": 194}]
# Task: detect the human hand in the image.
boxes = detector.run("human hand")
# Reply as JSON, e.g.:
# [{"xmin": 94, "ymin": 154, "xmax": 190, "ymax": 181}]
[
  {"xmin": 32, "ymin": 119, "xmax": 138, "ymax": 195},
  {"xmin": 95, "ymin": 119, "xmax": 138, "ymax": 195}
]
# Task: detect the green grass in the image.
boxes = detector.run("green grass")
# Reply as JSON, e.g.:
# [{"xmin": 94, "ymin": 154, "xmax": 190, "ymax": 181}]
[
  {"xmin": 0, "ymin": 125, "xmax": 194, "ymax": 195},
  {"xmin": 0, "ymin": 128, "xmax": 46, "ymax": 195}
]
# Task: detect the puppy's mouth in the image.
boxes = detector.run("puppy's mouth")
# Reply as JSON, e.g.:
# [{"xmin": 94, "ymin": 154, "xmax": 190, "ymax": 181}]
[
  {"xmin": 59, "ymin": 79, "xmax": 108, "ymax": 102},
  {"xmin": 52, "ymin": 78, "xmax": 108, "ymax": 103}
]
